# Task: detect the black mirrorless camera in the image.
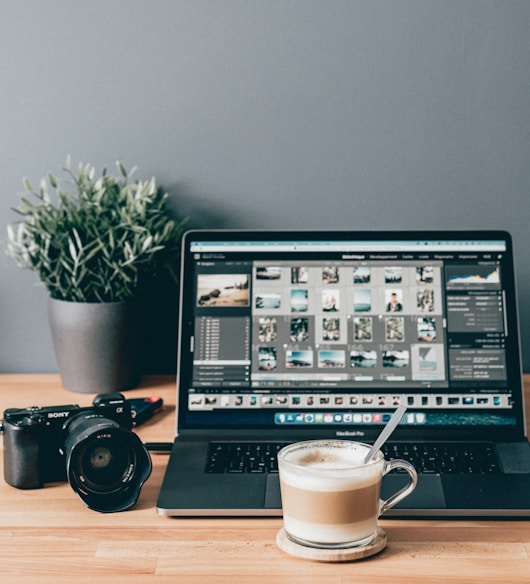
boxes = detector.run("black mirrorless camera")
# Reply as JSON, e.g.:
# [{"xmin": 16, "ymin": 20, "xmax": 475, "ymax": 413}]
[{"xmin": 2, "ymin": 393, "xmax": 152, "ymax": 512}]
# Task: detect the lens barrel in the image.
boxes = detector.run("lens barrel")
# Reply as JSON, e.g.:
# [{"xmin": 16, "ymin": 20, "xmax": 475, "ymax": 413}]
[{"xmin": 63, "ymin": 413, "xmax": 152, "ymax": 512}]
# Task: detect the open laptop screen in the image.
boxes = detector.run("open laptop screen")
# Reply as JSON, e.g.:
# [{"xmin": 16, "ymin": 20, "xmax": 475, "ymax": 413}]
[{"xmin": 177, "ymin": 230, "xmax": 524, "ymax": 438}]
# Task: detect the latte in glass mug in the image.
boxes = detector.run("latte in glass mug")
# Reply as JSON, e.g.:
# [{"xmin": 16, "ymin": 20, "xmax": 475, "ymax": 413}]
[{"xmin": 278, "ymin": 440, "xmax": 417, "ymax": 549}]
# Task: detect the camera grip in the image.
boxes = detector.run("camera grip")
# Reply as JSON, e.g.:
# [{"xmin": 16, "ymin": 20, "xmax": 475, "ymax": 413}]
[{"xmin": 3, "ymin": 422, "xmax": 42, "ymax": 489}]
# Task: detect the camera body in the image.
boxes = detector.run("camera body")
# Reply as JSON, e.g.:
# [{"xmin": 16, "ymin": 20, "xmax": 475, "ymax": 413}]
[{"xmin": 3, "ymin": 393, "xmax": 132, "ymax": 490}]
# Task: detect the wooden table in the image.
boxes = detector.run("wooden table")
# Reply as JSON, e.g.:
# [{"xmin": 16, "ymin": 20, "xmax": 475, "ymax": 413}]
[{"xmin": 1, "ymin": 374, "xmax": 529, "ymax": 583}]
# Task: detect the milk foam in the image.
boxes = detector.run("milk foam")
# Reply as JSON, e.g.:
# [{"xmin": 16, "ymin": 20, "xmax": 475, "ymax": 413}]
[
  {"xmin": 281, "ymin": 443, "xmax": 382, "ymax": 492},
  {"xmin": 295, "ymin": 446, "xmax": 368, "ymax": 468}
]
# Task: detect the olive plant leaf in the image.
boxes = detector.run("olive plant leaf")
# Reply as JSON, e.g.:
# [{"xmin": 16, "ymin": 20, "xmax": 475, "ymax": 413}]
[{"xmin": 6, "ymin": 159, "xmax": 188, "ymax": 302}]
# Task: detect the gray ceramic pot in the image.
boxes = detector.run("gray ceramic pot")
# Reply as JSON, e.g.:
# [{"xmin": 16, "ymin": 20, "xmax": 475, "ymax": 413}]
[{"xmin": 48, "ymin": 297, "xmax": 141, "ymax": 393}]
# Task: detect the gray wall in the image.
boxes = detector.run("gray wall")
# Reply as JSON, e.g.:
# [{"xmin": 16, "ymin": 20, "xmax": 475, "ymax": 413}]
[{"xmin": 1, "ymin": 1, "xmax": 530, "ymax": 374}]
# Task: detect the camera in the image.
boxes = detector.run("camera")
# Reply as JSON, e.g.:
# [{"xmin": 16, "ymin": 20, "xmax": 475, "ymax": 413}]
[{"xmin": 2, "ymin": 393, "xmax": 152, "ymax": 512}]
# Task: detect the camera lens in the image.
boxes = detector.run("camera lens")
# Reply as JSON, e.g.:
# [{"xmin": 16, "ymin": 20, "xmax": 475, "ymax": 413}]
[
  {"xmin": 90, "ymin": 446, "xmax": 113, "ymax": 469},
  {"xmin": 63, "ymin": 413, "xmax": 152, "ymax": 512},
  {"xmin": 78, "ymin": 435, "xmax": 131, "ymax": 491}
]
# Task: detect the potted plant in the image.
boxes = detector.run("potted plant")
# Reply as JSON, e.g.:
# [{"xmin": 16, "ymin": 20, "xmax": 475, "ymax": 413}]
[{"xmin": 6, "ymin": 158, "xmax": 187, "ymax": 393}]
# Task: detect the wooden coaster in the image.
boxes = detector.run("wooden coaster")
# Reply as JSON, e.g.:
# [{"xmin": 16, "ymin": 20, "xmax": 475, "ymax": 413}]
[{"xmin": 276, "ymin": 527, "xmax": 387, "ymax": 562}]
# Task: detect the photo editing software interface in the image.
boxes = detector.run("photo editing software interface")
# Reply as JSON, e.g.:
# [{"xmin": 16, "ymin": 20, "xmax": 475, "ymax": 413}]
[{"xmin": 185, "ymin": 237, "xmax": 516, "ymax": 428}]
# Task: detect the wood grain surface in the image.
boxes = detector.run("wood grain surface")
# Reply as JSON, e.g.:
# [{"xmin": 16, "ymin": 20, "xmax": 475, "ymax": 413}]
[{"xmin": 0, "ymin": 374, "xmax": 529, "ymax": 583}]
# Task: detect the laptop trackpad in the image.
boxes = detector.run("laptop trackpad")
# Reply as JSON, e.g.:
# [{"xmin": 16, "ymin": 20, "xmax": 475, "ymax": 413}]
[
  {"xmin": 265, "ymin": 473, "xmax": 445, "ymax": 510},
  {"xmin": 265, "ymin": 474, "xmax": 282, "ymax": 508},
  {"xmin": 381, "ymin": 474, "xmax": 446, "ymax": 510}
]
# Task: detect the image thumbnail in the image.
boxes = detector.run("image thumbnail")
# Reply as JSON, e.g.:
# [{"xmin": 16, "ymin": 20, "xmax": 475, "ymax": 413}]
[
  {"xmin": 353, "ymin": 266, "xmax": 371, "ymax": 284},
  {"xmin": 418, "ymin": 346, "xmax": 437, "ymax": 371},
  {"xmin": 385, "ymin": 267, "xmax": 402, "ymax": 284},
  {"xmin": 417, "ymin": 289, "xmax": 435, "ymax": 312},
  {"xmin": 255, "ymin": 292, "xmax": 281, "ymax": 309},
  {"xmin": 385, "ymin": 289, "xmax": 403, "ymax": 312},
  {"xmin": 350, "ymin": 350, "xmax": 377, "ymax": 368},
  {"xmin": 286, "ymin": 350, "xmax": 313, "ymax": 368},
  {"xmin": 417, "ymin": 317, "xmax": 436, "ymax": 342},
  {"xmin": 318, "ymin": 350, "xmax": 346, "ymax": 368},
  {"xmin": 322, "ymin": 317, "xmax": 340, "ymax": 341},
  {"xmin": 354, "ymin": 317, "xmax": 373, "ymax": 341},
  {"xmin": 322, "ymin": 289, "xmax": 340, "ymax": 312},
  {"xmin": 258, "ymin": 317, "xmax": 277, "ymax": 342},
  {"xmin": 291, "ymin": 289, "xmax": 309, "ymax": 312},
  {"xmin": 322, "ymin": 266, "xmax": 339, "ymax": 284},
  {"xmin": 385, "ymin": 317, "xmax": 404, "ymax": 341},
  {"xmin": 258, "ymin": 347, "xmax": 277, "ymax": 371},
  {"xmin": 382, "ymin": 350, "xmax": 410, "ymax": 368},
  {"xmin": 290, "ymin": 318, "xmax": 309, "ymax": 342},
  {"xmin": 197, "ymin": 274, "xmax": 250, "ymax": 307},
  {"xmin": 416, "ymin": 266, "xmax": 434, "ymax": 284},
  {"xmin": 291, "ymin": 266, "xmax": 309, "ymax": 284},
  {"xmin": 353, "ymin": 289, "xmax": 371, "ymax": 312},
  {"xmin": 256, "ymin": 266, "xmax": 282, "ymax": 280}
]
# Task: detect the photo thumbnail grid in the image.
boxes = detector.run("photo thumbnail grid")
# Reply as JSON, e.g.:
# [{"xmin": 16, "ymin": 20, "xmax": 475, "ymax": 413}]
[{"xmin": 251, "ymin": 262, "xmax": 446, "ymax": 384}]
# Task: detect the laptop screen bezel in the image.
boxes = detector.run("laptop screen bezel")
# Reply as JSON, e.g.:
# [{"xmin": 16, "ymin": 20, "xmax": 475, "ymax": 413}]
[{"xmin": 175, "ymin": 229, "xmax": 525, "ymax": 443}]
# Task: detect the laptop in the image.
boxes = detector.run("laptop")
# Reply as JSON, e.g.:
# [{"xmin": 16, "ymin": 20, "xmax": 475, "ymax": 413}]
[{"xmin": 156, "ymin": 229, "xmax": 530, "ymax": 517}]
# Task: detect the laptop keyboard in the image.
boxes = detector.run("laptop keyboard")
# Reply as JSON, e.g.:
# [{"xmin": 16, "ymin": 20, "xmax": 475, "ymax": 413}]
[
  {"xmin": 206, "ymin": 442, "xmax": 285, "ymax": 474},
  {"xmin": 205, "ymin": 441, "xmax": 502, "ymax": 475},
  {"xmin": 381, "ymin": 443, "xmax": 500, "ymax": 474}
]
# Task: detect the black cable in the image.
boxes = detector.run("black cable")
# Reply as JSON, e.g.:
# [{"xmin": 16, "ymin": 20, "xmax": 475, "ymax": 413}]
[{"xmin": 144, "ymin": 442, "xmax": 173, "ymax": 453}]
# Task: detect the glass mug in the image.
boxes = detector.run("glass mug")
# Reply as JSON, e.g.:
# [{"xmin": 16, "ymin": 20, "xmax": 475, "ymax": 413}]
[{"xmin": 278, "ymin": 439, "xmax": 417, "ymax": 549}]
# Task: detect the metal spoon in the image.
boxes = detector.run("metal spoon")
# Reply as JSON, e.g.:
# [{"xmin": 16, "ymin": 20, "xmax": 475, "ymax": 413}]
[{"xmin": 364, "ymin": 403, "xmax": 407, "ymax": 463}]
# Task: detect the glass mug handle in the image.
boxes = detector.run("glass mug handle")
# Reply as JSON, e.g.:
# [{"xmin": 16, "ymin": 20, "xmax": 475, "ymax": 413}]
[{"xmin": 379, "ymin": 458, "xmax": 418, "ymax": 515}]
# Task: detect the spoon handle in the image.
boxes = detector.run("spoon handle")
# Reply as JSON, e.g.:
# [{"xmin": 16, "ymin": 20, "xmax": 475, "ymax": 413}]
[{"xmin": 364, "ymin": 403, "xmax": 407, "ymax": 463}]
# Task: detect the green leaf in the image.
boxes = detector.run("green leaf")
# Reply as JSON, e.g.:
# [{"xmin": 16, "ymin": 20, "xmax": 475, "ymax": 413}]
[
  {"xmin": 48, "ymin": 173, "xmax": 58, "ymax": 189},
  {"xmin": 23, "ymin": 178, "xmax": 34, "ymax": 193},
  {"xmin": 60, "ymin": 258, "xmax": 74, "ymax": 274},
  {"xmin": 117, "ymin": 161, "xmax": 127, "ymax": 178},
  {"xmin": 72, "ymin": 228, "xmax": 83, "ymax": 252},
  {"xmin": 141, "ymin": 235, "xmax": 153, "ymax": 253},
  {"xmin": 68, "ymin": 237, "xmax": 78, "ymax": 262},
  {"xmin": 18, "ymin": 197, "xmax": 36, "ymax": 214},
  {"xmin": 7, "ymin": 158, "xmax": 188, "ymax": 301}
]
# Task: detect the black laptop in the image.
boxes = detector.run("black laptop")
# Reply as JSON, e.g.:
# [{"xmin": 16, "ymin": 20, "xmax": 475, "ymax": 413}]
[{"xmin": 157, "ymin": 229, "xmax": 530, "ymax": 517}]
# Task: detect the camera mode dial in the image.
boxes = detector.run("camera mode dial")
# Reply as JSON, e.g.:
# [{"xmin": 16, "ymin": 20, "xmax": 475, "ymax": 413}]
[{"xmin": 22, "ymin": 413, "xmax": 44, "ymax": 426}]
